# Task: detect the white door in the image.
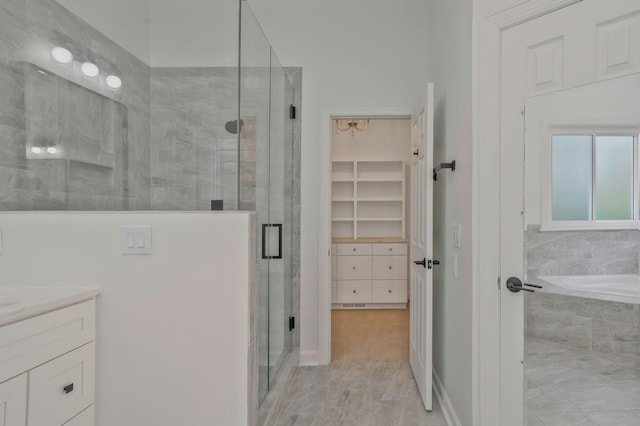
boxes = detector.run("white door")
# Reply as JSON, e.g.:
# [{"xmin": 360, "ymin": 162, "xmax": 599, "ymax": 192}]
[
  {"xmin": 500, "ymin": 1, "xmax": 640, "ymax": 424},
  {"xmin": 409, "ymin": 82, "xmax": 434, "ymax": 411}
]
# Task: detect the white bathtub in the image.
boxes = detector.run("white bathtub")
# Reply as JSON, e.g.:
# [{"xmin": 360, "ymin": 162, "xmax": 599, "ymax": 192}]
[{"xmin": 538, "ymin": 274, "xmax": 640, "ymax": 303}]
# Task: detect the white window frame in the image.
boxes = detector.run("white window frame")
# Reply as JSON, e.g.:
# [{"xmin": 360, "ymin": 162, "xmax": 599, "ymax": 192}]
[{"xmin": 540, "ymin": 122, "xmax": 640, "ymax": 231}]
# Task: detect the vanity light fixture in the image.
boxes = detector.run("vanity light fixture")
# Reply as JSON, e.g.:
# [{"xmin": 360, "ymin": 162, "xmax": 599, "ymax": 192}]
[
  {"xmin": 47, "ymin": 147, "xmax": 57, "ymax": 154},
  {"xmin": 30, "ymin": 147, "xmax": 42, "ymax": 154},
  {"xmin": 81, "ymin": 62, "xmax": 100, "ymax": 78},
  {"xmin": 51, "ymin": 46, "xmax": 73, "ymax": 64},
  {"xmin": 106, "ymin": 75, "xmax": 122, "ymax": 90}
]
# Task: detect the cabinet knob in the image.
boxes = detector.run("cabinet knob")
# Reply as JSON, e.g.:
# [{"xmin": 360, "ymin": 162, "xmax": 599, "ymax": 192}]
[
  {"xmin": 63, "ymin": 383, "xmax": 74, "ymax": 394},
  {"xmin": 353, "ymin": 248, "xmax": 356, "ymax": 252},
  {"xmin": 389, "ymin": 248, "xmax": 392, "ymax": 252},
  {"xmin": 388, "ymin": 266, "xmax": 392, "ymax": 270},
  {"xmin": 353, "ymin": 266, "xmax": 356, "ymax": 270},
  {"xmin": 353, "ymin": 290, "xmax": 356, "ymax": 294},
  {"xmin": 388, "ymin": 290, "xmax": 392, "ymax": 293}
]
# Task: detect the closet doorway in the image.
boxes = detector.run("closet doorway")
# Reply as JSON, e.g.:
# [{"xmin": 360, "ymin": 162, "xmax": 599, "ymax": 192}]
[{"xmin": 330, "ymin": 117, "xmax": 412, "ymax": 362}]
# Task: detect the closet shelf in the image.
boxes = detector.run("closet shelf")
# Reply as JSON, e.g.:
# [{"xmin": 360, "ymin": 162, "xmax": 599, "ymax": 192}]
[{"xmin": 331, "ymin": 159, "xmax": 406, "ymax": 239}]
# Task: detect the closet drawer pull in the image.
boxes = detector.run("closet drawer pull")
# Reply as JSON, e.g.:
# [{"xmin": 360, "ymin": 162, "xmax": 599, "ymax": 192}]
[
  {"xmin": 352, "ymin": 290, "xmax": 356, "ymax": 294},
  {"xmin": 388, "ymin": 266, "xmax": 392, "ymax": 270},
  {"xmin": 388, "ymin": 290, "xmax": 392, "ymax": 293}
]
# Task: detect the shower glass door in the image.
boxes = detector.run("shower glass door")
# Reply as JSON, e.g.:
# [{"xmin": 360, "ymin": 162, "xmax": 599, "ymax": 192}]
[
  {"xmin": 267, "ymin": 49, "xmax": 294, "ymax": 386},
  {"xmin": 240, "ymin": 1, "xmax": 294, "ymax": 406}
]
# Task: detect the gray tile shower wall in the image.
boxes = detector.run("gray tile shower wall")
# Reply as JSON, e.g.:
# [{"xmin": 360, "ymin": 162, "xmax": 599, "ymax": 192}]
[
  {"xmin": 0, "ymin": 0, "xmax": 151, "ymax": 211},
  {"xmin": 526, "ymin": 224, "xmax": 640, "ymax": 279},
  {"xmin": 149, "ymin": 67, "xmax": 240, "ymax": 210}
]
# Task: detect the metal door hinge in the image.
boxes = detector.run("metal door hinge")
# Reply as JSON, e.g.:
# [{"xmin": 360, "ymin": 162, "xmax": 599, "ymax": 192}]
[
  {"xmin": 289, "ymin": 316, "xmax": 295, "ymax": 331},
  {"xmin": 290, "ymin": 104, "xmax": 296, "ymax": 120}
]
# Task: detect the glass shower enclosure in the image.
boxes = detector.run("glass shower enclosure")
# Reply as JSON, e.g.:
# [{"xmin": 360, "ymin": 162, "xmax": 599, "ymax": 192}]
[
  {"xmin": 240, "ymin": 2, "xmax": 296, "ymax": 404},
  {"xmin": 0, "ymin": 0, "xmax": 296, "ymax": 410}
]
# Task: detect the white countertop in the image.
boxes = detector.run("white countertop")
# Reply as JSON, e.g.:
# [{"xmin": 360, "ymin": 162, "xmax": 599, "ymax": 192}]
[{"xmin": 0, "ymin": 286, "xmax": 100, "ymax": 326}]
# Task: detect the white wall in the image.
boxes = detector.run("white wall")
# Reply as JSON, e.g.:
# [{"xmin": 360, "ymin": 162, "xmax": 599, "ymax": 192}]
[
  {"xmin": 149, "ymin": 0, "xmax": 238, "ymax": 67},
  {"xmin": 56, "ymin": 0, "xmax": 151, "ymax": 64},
  {"xmin": 247, "ymin": 0, "xmax": 430, "ymax": 364},
  {"xmin": 425, "ymin": 0, "xmax": 474, "ymax": 425},
  {"xmin": 56, "ymin": 0, "xmax": 239, "ymax": 67},
  {"xmin": 331, "ymin": 118, "xmax": 411, "ymax": 161},
  {"xmin": 0, "ymin": 212, "xmax": 254, "ymax": 426}
]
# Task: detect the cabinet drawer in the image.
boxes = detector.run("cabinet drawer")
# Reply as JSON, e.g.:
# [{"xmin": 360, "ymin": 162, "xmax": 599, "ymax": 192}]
[
  {"xmin": 337, "ymin": 243, "xmax": 372, "ymax": 256},
  {"xmin": 63, "ymin": 405, "xmax": 94, "ymax": 426},
  {"xmin": 337, "ymin": 256, "xmax": 372, "ymax": 280},
  {"xmin": 28, "ymin": 343, "xmax": 95, "ymax": 426},
  {"xmin": 336, "ymin": 281, "xmax": 372, "ymax": 303},
  {"xmin": 0, "ymin": 300, "xmax": 96, "ymax": 383},
  {"xmin": 372, "ymin": 243, "xmax": 407, "ymax": 256},
  {"xmin": 372, "ymin": 256, "xmax": 407, "ymax": 279},
  {"xmin": 0, "ymin": 373, "xmax": 27, "ymax": 426},
  {"xmin": 372, "ymin": 280, "xmax": 407, "ymax": 303}
]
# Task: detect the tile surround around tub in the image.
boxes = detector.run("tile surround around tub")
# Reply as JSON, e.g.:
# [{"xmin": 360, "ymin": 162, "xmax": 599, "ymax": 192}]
[
  {"xmin": 526, "ymin": 225, "xmax": 640, "ymax": 279},
  {"xmin": 526, "ymin": 293, "xmax": 640, "ymax": 356}
]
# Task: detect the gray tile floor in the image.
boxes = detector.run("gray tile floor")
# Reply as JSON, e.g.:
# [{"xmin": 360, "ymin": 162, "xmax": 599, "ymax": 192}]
[
  {"xmin": 526, "ymin": 338, "xmax": 640, "ymax": 426},
  {"xmin": 272, "ymin": 362, "xmax": 448, "ymax": 426}
]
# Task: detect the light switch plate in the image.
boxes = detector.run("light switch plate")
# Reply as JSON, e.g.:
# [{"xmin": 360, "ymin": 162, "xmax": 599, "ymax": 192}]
[
  {"xmin": 452, "ymin": 223, "xmax": 462, "ymax": 248},
  {"xmin": 122, "ymin": 226, "xmax": 152, "ymax": 255}
]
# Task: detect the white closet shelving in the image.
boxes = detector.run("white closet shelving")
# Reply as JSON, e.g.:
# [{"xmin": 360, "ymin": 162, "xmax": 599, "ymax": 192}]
[{"xmin": 331, "ymin": 160, "xmax": 405, "ymax": 239}]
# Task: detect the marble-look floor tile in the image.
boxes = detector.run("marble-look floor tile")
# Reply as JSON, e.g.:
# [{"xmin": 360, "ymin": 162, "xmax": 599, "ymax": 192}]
[
  {"xmin": 272, "ymin": 362, "xmax": 447, "ymax": 426},
  {"xmin": 526, "ymin": 338, "xmax": 640, "ymax": 425}
]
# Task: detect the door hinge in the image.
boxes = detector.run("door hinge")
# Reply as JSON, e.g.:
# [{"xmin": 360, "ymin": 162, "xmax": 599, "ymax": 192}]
[
  {"xmin": 290, "ymin": 104, "xmax": 296, "ymax": 120},
  {"xmin": 289, "ymin": 316, "xmax": 295, "ymax": 331}
]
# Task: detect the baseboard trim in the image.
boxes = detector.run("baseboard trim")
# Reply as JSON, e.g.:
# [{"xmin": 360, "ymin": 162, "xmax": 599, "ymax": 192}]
[
  {"xmin": 299, "ymin": 350, "xmax": 319, "ymax": 366},
  {"xmin": 433, "ymin": 369, "xmax": 462, "ymax": 426}
]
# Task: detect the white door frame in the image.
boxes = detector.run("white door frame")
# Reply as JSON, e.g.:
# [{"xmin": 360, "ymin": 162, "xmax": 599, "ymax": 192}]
[
  {"xmin": 317, "ymin": 106, "xmax": 413, "ymax": 365},
  {"xmin": 473, "ymin": 0, "xmax": 583, "ymax": 424}
]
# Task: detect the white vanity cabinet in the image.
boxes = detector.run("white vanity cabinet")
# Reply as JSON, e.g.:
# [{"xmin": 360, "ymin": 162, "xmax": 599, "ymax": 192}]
[
  {"xmin": 0, "ymin": 374, "xmax": 27, "ymax": 426},
  {"xmin": 332, "ymin": 240, "xmax": 408, "ymax": 309},
  {"xmin": 0, "ymin": 297, "xmax": 97, "ymax": 426}
]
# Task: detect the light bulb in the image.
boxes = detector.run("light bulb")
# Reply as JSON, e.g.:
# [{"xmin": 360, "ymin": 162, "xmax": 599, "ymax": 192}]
[
  {"xmin": 47, "ymin": 147, "xmax": 57, "ymax": 154},
  {"xmin": 51, "ymin": 47, "xmax": 73, "ymax": 64},
  {"xmin": 106, "ymin": 75, "xmax": 122, "ymax": 90},
  {"xmin": 31, "ymin": 147, "xmax": 42, "ymax": 154},
  {"xmin": 81, "ymin": 62, "xmax": 100, "ymax": 78}
]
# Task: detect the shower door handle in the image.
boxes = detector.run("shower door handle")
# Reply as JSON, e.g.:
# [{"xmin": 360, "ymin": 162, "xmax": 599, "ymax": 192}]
[{"xmin": 262, "ymin": 224, "xmax": 283, "ymax": 259}]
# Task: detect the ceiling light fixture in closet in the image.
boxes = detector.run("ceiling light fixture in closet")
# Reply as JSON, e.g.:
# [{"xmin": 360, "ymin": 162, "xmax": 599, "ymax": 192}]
[{"xmin": 336, "ymin": 119, "xmax": 370, "ymax": 137}]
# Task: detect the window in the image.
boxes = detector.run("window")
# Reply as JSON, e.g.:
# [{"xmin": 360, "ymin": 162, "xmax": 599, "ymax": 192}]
[{"xmin": 545, "ymin": 132, "xmax": 639, "ymax": 230}]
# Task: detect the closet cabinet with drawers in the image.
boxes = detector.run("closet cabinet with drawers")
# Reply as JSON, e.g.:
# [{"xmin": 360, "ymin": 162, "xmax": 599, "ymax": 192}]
[
  {"xmin": 331, "ymin": 240, "xmax": 408, "ymax": 309},
  {"xmin": 331, "ymin": 155, "xmax": 409, "ymax": 309}
]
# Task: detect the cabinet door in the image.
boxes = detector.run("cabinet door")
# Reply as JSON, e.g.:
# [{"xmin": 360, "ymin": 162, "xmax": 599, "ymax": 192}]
[
  {"xmin": 62, "ymin": 405, "xmax": 94, "ymax": 426},
  {"xmin": 337, "ymin": 243, "xmax": 372, "ymax": 256},
  {"xmin": 372, "ymin": 243, "xmax": 407, "ymax": 256},
  {"xmin": 336, "ymin": 256, "xmax": 372, "ymax": 280},
  {"xmin": 28, "ymin": 343, "xmax": 95, "ymax": 426},
  {"xmin": 0, "ymin": 374, "xmax": 27, "ymax": 426},
  {"xmin": 336, "ymin": 281, "xmax": 372, "ymax": 303},
  {"xmin": 372, "ymin": 255, "xmax": 407, "ymax": 279},
  {"xmin": 372, "ymin": 280, "xmax": 407, "ymax": 303}
]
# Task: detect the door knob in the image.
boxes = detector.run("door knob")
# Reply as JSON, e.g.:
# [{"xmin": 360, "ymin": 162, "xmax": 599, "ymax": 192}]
[
  {"xmin": 413, "ymin": 258, "xmax": 426, "ymax": 267},
  {"xmin": 506, "ymin": 277, "xmax": 542, "ymax": 293}
]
